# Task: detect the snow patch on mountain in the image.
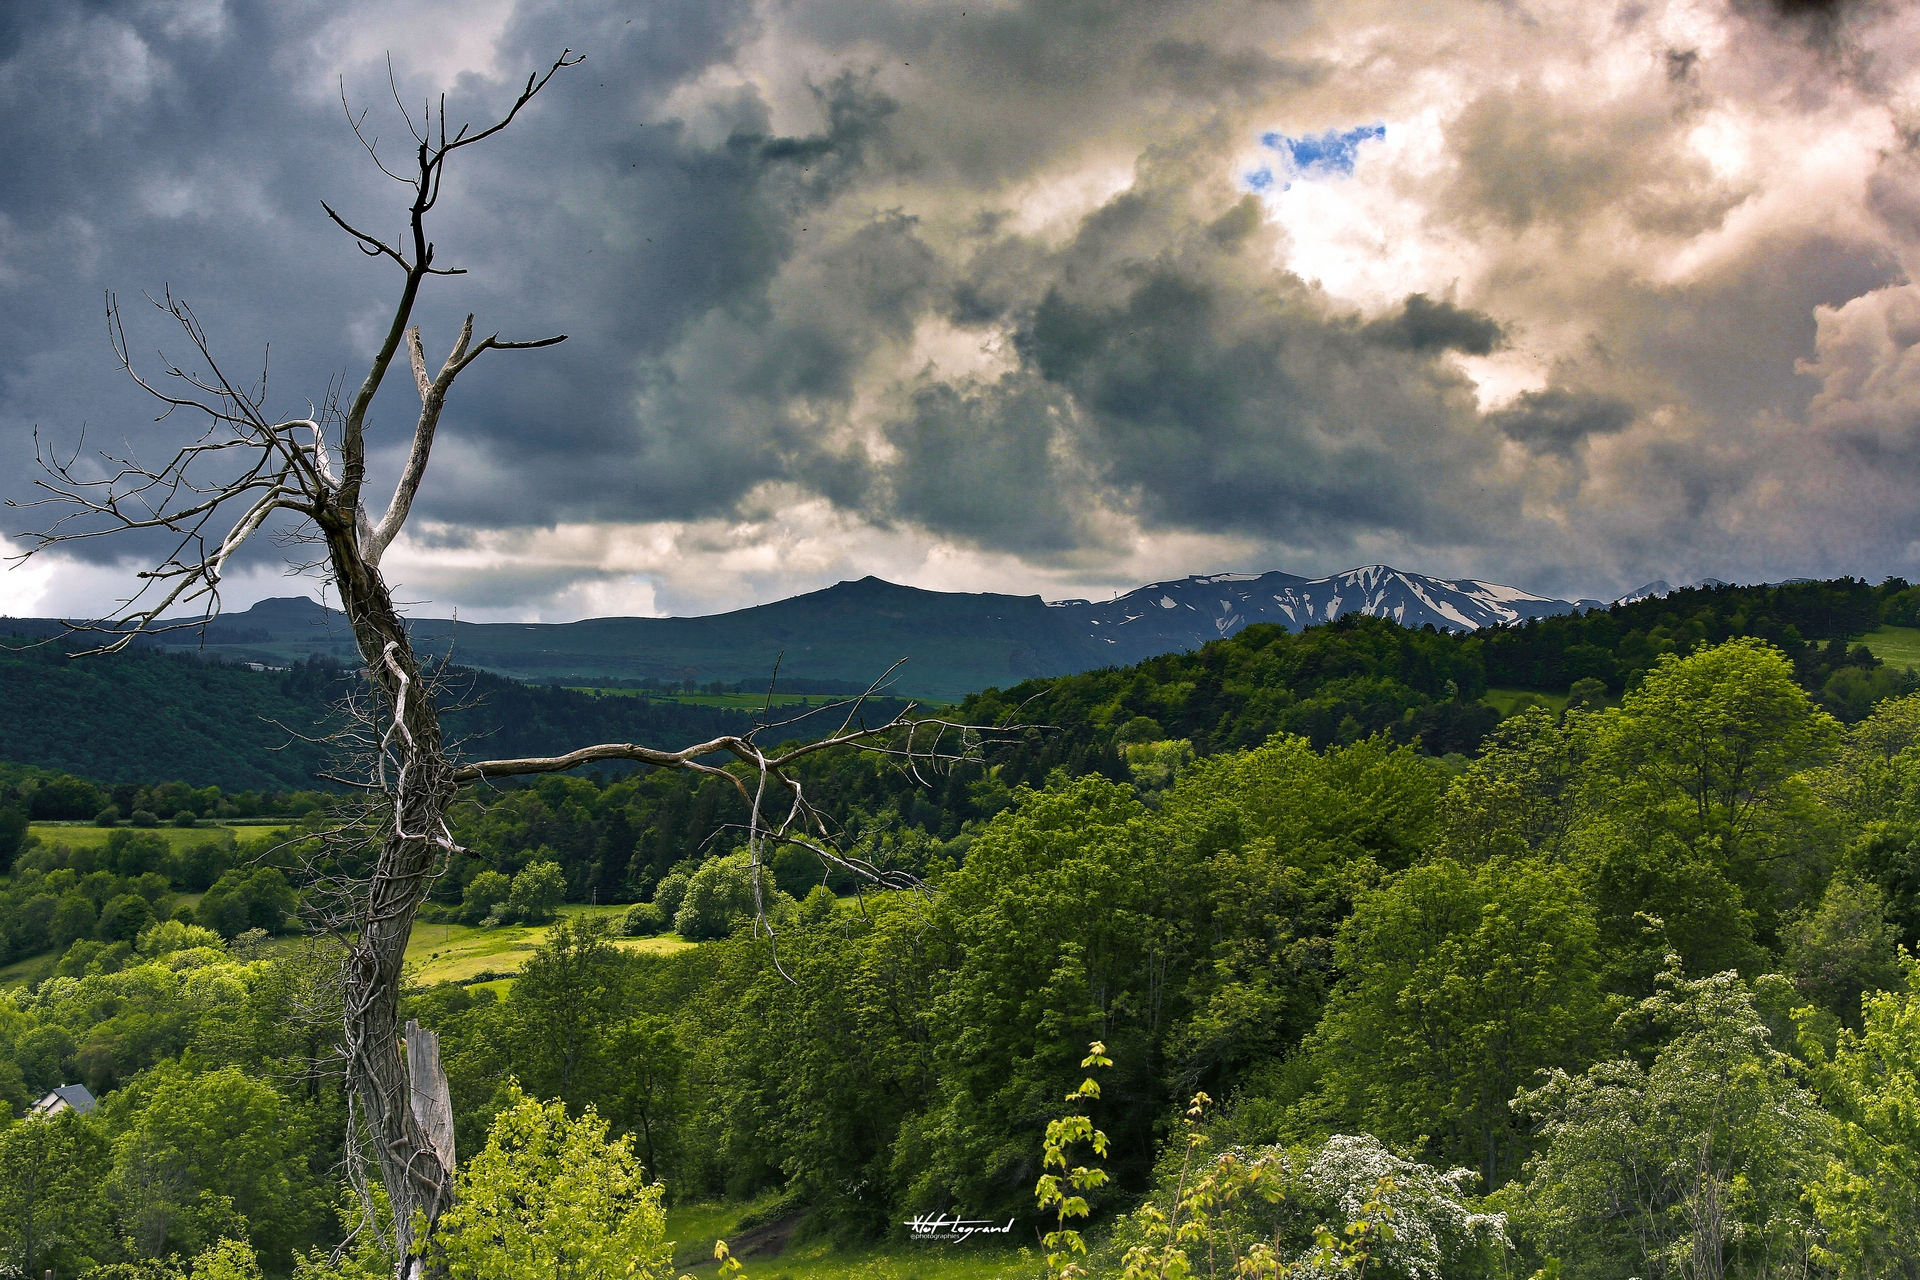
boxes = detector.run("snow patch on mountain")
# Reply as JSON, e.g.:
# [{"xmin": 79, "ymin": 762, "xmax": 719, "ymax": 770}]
[{"xmin": 1058, "ymin": 565, "xmax": 1591, "ymax": 651}]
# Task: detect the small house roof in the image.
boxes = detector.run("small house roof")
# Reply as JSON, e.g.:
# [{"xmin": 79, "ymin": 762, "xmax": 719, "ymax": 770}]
[{"xmin": 30, "ymin": 1083, "xmax": 98, "ymax": 1117}]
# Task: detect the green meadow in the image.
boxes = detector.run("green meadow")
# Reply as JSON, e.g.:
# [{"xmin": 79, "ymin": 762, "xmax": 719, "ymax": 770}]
[
  {"xmin": 27, "ymin": 822, "xmax": 271, "ymax": 851},
  {"xmin": 403, "ymin": 904, "xmax": 692, "ymax": 991},
  {"xmin": 1858, "ymin": 624, "xmax": 1920, "ymax": 670},
  {"xmin": 663, "ymin": 1198, "xmax": 1027, "ymax": 1280}
]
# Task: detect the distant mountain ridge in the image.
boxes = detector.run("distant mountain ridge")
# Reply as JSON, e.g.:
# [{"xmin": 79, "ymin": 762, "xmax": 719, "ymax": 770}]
[
  {"xmin": 1067, "ymin": 566, "xmax": 1610, "ymax": 649},
  {"xmin": 4, "ymin": 564, "xmax": 1651, "ymax": 700}
]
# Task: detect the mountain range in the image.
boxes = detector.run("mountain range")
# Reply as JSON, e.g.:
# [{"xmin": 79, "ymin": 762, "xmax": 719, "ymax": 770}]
[{"xmin": 4, "ymin": 565, "xmax": 1682, "ymax": 701}]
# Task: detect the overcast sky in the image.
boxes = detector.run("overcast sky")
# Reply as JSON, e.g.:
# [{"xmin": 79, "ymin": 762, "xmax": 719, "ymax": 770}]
[{"xmin": 2, "ymin": 0, "xmax": 1917, "ymax": 621}]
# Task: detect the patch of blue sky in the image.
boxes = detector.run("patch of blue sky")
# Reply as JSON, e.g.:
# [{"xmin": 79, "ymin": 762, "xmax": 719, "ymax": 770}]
[{"xmin": 1259, "ymin": 123, "xmax": 1386, "ymax": 182}]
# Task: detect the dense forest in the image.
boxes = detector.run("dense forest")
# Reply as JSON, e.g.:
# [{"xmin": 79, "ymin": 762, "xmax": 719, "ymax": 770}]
[
  {"xmin": 7, "ymin": 590, "xmax": 1920, "ymax": 1278},
  {"xmin": 0, "ymin": 638, "xmax": 913, "ymax": 792}
]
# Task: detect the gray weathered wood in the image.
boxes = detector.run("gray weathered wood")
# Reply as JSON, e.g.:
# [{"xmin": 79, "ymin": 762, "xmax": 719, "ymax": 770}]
[{"xmin": 405, "ymin": 1020, "xmax": 455, "ymax": 1178}]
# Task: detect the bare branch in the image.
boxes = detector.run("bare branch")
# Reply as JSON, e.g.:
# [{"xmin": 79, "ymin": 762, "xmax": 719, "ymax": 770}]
[
  {"xmin": 321, "ymin": 202, "xmax": 409, "ymax": 271},
  {"xmin": 407, "ymin": 327, "xmax": 431, "ymax": 402}
]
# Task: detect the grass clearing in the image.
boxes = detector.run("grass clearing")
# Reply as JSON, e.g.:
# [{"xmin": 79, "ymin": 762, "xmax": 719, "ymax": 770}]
[
  {"xmin": 663, "ymin": 1200, "xmax": 1029, "ymax": 1280},
  {"xmin": 0, "ymin": 948, "xmax": 54, "ymax": 992},
  {"xmin": 27, "ymin": 823, "xmax": 267, "ymax": 851},
  {"xmin": 403, "ymin": 904, "xmax": 692, "ymax": 989},
  {"xmin": 1858, "ymin": 626, "xmax": 1920, "ymax": 670}
]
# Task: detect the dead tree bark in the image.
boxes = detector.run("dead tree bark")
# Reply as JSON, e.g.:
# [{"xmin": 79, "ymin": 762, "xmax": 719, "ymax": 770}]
[{"xmin": 10, "ymin": 50, "xmax": 1009, "ymax": 1278}]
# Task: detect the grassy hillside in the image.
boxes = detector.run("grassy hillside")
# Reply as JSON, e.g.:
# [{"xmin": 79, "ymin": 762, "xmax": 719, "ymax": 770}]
[
  {"xmin": 1860, "ymin": 625, "xmax": 1920, "ymax": 668},
  {"xmin": 404, "ymin": 904, "xmax": 692, "ymax": 990}
]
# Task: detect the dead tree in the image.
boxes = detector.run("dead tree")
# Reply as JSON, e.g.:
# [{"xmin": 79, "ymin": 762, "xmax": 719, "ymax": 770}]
[{"xmin": 9, "ymin": 52, "xmax": 1004, "ymax": 1278}]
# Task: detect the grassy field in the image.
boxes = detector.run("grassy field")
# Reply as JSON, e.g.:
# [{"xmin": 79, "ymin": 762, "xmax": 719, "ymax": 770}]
[
  {"xmin": 1858, "ymin": 626, "xmax": 1920, "ymax": 670},
  {"xmin": 27, "ymin": 822, "xmax": 271, "ymax": 851},
  {"xmin": 663, "ymin": 1199, "xmax": 1030, "ymax": 1280},
  {"xmin": 0, "ymin": 903, "xmax": 691, "ymax": 995},
  {"xmin": 404, "ymin": 904, "xmax": 693, "ymax": 990}
]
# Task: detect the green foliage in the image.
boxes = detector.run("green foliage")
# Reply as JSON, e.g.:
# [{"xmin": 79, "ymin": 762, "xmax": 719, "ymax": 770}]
[
  {"xmin": 672, "ymin": 854, "xmax": 785, "ymax": 940},
  {"xmin": 1785, "ymin": 874, "xmax": 1905, "ymax": 1029},
  {"xmin": 504, "ymin": 860, "xmax": 566, "ymax": 926},
  {"xmin": 197, "ymin": 867, "xmax": 298, "ymax": 938},
  {"xmin": 0, "ymin": 1107, "xmax": 111, "ymax": 1278},
  {"xmin": 103, "ymin": 1063, "xmax": 319, "ymax": 1264},
  {"xmin": 432, "ymin": 1083, "xmax": 672, "ymax": 1280},
  {"xmin": 100, "ymin": 893, "xmax": 156, "ymax": 943},
  {"xmin": 1306, "ymin": 855, "xmax": 1608, "ymax": 1186},
  {"xmin": 1111, "ymin": 1109, "xmax": 1506, "ymax": 1280},
  {"xmin": 1035, "ymin": 1042, "xmax": 1111, "ymax": 1279},
  {"xmin": 620, "ymin": 901, "xmax": 666, "ymax": 937},
  {"xmin": 1800, "ymin": 955, "xmax": 1920, "ymax": 1276},
  {"xmin": 1505, "ymin": 966, "xmax": 1830, "ymax": 1280},
  {"xmin": 460, "ymin": 870, "xmax": 512, "ymax": 925},
  {"xmin": 0, "ymin": 804, "xmax": 27, "ymax": 873}
]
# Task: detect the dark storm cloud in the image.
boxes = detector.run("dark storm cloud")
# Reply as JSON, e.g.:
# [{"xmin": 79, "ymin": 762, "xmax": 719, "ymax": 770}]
[
  {"xmin": 872, "ymin": 145, "xmax": 1519, "ymax": 554},
  {"xmin": 879, "ymin": 376, "xmax": 1090, "ymax": 552},
  {"xmin": 1488, "ymin": 389, "xmax": 1634, "ymax": 456},
  {"xmin": 1361, "ymin": 295, "xmax": 1504, "ymax": 355},
  {"xmin": 0, "ymin": 0, "xmax": 794, "ymax": 565}
]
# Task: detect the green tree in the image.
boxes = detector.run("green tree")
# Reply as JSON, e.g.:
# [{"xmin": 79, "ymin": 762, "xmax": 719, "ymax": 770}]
[
  {"xmin": 1594, "ymin": 637, "xmax": 1838, "ymax": 872},
  {"xmin": 100, "ymin": 892, "xmax": 156, "ymax": 943},
  {"xmin": 104, "ymin": 1064, "xmax": 317, "ymax": 1266},
  {"xmin": 1164, "ymin": 733, "xmax": 1439, "ymax": 1088},
  {"xmin": 0, "ymin": 1108, "xmax": 111, "ymax": 1279},
  {"xmin": 1438, "ymin": 706, "xmax": 1594, "ymax": 865},
  {"xmin": 649, "ymin": 868, "xmax": 691, "ymax": 923},
  {"xmin": 504, "ymin": 860, "xmax": 565, "ymax": 926},
  {"xmin": 509, "ymin": 917, "xmax": 625, "ymax": 1097},
  {"xmin": 1507, "ymin": 966, "xmax": 1830, "ymax": 1280},
  {"xmin": 1309, "ymin": 854, "xmax": 1608, "ymax": 1188},
  {"xmin": 432, "ymin": 1084, "xmax": 671, "ymax": 1280},
  {"xmin": 672, "ymin": 853, "xmax": 782, "ymax": 940},
  {"xmin": 459, "ymin": 870, "xmax": 511, "ymax": 925},
  {"xmin": 601, "ymin": 1015, "xmax": 683, "ymax": 1180},
  {"xmin": 1800, "ymin": 955, "xmax": 1920, "ymax": 1277},
  {"xmin": 197, "ymin": 868, "xmax": 298, "ymax": 937},
  {"xmin": 907, "ymin": 773, "xmax": 1180, "ymax": 1217},
  {"xmin": 50, "ymin": 890, "xmax": 97, "ymax": 949},
  {"xmin": 0, "ymin": 803, "xmax": 27, "ymax": 874},
  {"xmin": 1786, "ymin": 873, "xmax": 1905, "ymax": 1029}
]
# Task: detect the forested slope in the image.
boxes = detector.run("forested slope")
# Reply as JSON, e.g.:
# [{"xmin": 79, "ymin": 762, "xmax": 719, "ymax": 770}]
[{"xmin": 0, "ymin": 640, "xmax": 909, "ymax": 792}]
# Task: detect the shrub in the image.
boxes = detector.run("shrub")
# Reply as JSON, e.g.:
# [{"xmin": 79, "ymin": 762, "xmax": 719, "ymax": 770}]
[
  {"xmin": 171, "ymin": 810, "xmax": 199, "ymax": 828},
  {"xmin": 673, "ymin": 852, "xmax": 788, "ymax": 941},
  {"xmin": 138, "ymin": 918, "xmax": 224, "ymax": 957},
  {"xmin": 129, "ymin": 809, "xmax": 160, "ymax": 828},
  {"xmin": 620, "ymin": 902, "xmax": 665, "ymax": 937},
  {"xmin": 94, "ymin": 806, "xmax": 121, "ymax": 827},
  {"xmin": 461, "ymin": 871, "xmax": 512, "ymax": 925}
]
